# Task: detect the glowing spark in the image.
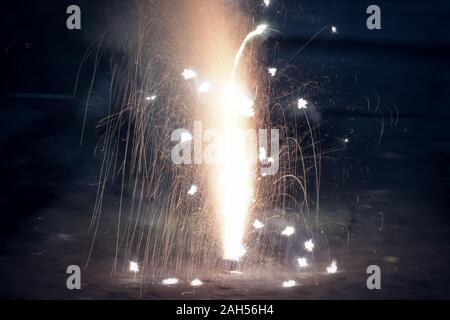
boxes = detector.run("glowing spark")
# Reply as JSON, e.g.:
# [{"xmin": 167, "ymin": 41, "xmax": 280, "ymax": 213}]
[
  {"xmin": 298, "ymin": 98, "xmax": 308, "ymax": 109},
  {"xmin": 304, "ymin": 239, "xmax": 314, "ymax": 252},
  {"xmin": 263, "ymin": 0, "xmax": 270, "ymax": 7},
  {"xmin": 343, "ymin": 138, "xmax": 349, "ymax": 143},
  {"xmin": 190, "ymin": 279, "xmax": 203, "ymax": 287},
  {"xmin": 282, "ymin": 280, "xmax": 296, "ymax": 288},
  {"xmin": 198, "ymin": 81, "xmax": 211, "ymax": 93},
  {"xmin": 182, "ymin": 68, "xmax": 197, "ymax": 80},
  {"xmin": 162, "ymin": 278, "xmax": 179, "ymax": 285},
  {"xmin": 281, "ymin": 226, "xmax": 295, "ymax": 236},
  {"xmin": 180, "ymin": 131, "xmax": 193, "ymax": 143},
  {"xmin": 253, "ymin": 219, "xmax": 264, "ymax": 229},
  {"xmin": 241, "ymin": 96, "xmax": 255, "ymax": 118},
  {"xmin": 331, "ymin": 26, "xmax": 337, "ymax": 34},
  {"xmin": 327, "ymin": 261, "xmax": 338, "ymax": 273},
  {"xmin": 237, "ymin": 245, "xmax": 247, "ymax": 259},
  {"xmin": 129, "ymin": 261, "xmax": 139, "ymax": 273},
  {"xmin": 297, "ymin": 257, "xmax": 308, "ymax": 268},
  {"xmin": 145, "ymin": 95, "xmax": 157, "ymax": 101},
  {"xmin": 267, "ymin": 67, "xmax": 277, "ymax": 77},
  {"xmin": 187, "ymin": 184, "xmax": 198, "ymax": 196}
]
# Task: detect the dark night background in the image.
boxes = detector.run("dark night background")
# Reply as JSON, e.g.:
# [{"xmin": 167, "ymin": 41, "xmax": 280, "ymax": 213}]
[{"xmin": 0, "ymin": 0, "xmax": 449, "ymax": 299}]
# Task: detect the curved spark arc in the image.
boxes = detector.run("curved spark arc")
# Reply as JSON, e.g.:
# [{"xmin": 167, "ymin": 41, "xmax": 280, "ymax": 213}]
[{"xmin": 230, "ymin": 24, "xmax": 267, "ymax": 83}]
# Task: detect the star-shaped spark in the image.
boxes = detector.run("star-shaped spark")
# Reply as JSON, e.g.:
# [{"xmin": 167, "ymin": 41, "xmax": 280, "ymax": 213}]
[
  {"xmin": 129, "ymin": 261, "xmax": 139, "ymax": 273},
  {"xmin": 298, "ymin": 98, "xmax": 308, "ymax": 109},
  {"xmin": 281, "ymin": 226, "xmax": 295, "ymax": 236},
  {"xmin": 187, "ymin": 184, "xmax": 198, "ymax": 196},
  {"xmin": 182, "ymin": 68, "xmax": 197, "ymax": 80},
  {"xmin": 253, "ymin": 219, "xmax": 264, "ymax": 229},
  {"xmin": 304, "ymin": 239, "xmax": 314, "ymax": 252},
  {"xmin": 297, "ymin": 257, "xmax": 308, "ymax": 268},
  {"xmin": 267, "ymin": 67, "xmax": 277, "ymax": 77}
]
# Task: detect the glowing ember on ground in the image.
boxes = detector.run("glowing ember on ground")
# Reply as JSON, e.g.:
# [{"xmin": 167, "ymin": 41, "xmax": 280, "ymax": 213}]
[
  {"xmin": 252, "ymin": 219, "xmax": 264, "ymax": 229},
  {"xmin": 187, "ymin": 184, "xmax": 198, "ymax": 196},
  {"xmin": 182, "ymin": 68, "xmax": 197, "ymax": 80},
  {"xmin": 298, "ymin": 98, "xmax": 308, "ymax": 109},
  {"xmin": 304, "ymin": 239, "xmax": 314, "ymax": 252},
  {"xmin": 190, "ymin": 279, "xmax": 203, "ymax": 287},
  {"xmin": 267, "ymin": 67, "xmax": 277, "ymax": 76},
  {"xmin": 129, "ymin": 261, "xmax": 139, "ymax": 273},
  {"xmin": 327, "ymin": 261, "xmax": 338, "ymax": 273},
  {"xmin": 297, "ymin": 257, "xmax": 308, "ymax": 268},
  {"xmin": 331, "ymin": 26, "xmax": 338, "ymax": 34},
  {"xmin": 162, "ymin": 278, "xmax": 179, "ymax": 285},
  {"xmin": 281, "ymin": 226, "xmax": 295, "ymax": 236},
  {"xmin": 282, "ymin": 280, "xmax": 296, "ymax": 288}
]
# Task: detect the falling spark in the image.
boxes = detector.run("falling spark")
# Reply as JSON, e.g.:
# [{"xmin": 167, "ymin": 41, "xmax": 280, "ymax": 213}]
[
  {"xmin": 190, "ymin": 279, "xmax": 203, "ymax": 287},
  {"xmin": 162, "ymin": 278, "xmax": 179, "ymax": 285},
  {"xmin": 129, "ymin": 261, "xmax": 139, "ymax": 273},
  {"xmin": 145, "ymin": 95, "xmax": 157, "ymax": 101},
  {"xmin": 297, "ymin": 257, "xmax": 308, "ymax": 268},
  {"xmin": 343, "ymin": 138, "xmax": 349, "ymax": 143},
  {"xmin": 304, "ymin": 239, "xmax": 314, "ymax": 252},
  {"xmin": 281, "ymin": 226, "xmax": 295, "ymax": 236},
  {"xmin": 263, "ymin": 0, "xmax": 270, "ymax": 7},
  {"xmin": 180, "ymin": 131, "xmax": 193, "ymax": 143},
  {"xmin": 331, "ymin": 26, "xmax": 337, "ymax": 34},
  {"xmin": 187, "ymin": 184, "xmax": 198, "ymax": 196},
  {"xmin": 252, "ymin": 219, "xmax": 264, "ymax": 229},
  {"xmin": 327, "ymin": 260, "xmax": 338, "ymax": 273},
  {"xmin": 267, "ymin": 67, "xmax": 277, "ymax": 77},
  {"xmin": 298, "ymin": 98, "xmax": 308, "ymax": 109},
  {"xmin": 282, "ymin": 280, "xmax": 296, "ymax": 288},
  {"xmin": 182, "ymin": 68, "xmax": 197, "ymax": 80},
  {"xmin": 198, "ymin": 81, "xmax": 212, "ymax": 93}
]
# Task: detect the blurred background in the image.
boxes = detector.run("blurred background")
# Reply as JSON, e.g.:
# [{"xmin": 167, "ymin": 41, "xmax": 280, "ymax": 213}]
[{"xmin": 0, "ymin": 0, "xmax": 449, "ymax": 298}]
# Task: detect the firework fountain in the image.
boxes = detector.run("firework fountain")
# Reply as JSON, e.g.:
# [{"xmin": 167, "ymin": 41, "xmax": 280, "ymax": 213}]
[{"xmin": 83, "ymin": 0, "xmax": 332, "ymax": 291}]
